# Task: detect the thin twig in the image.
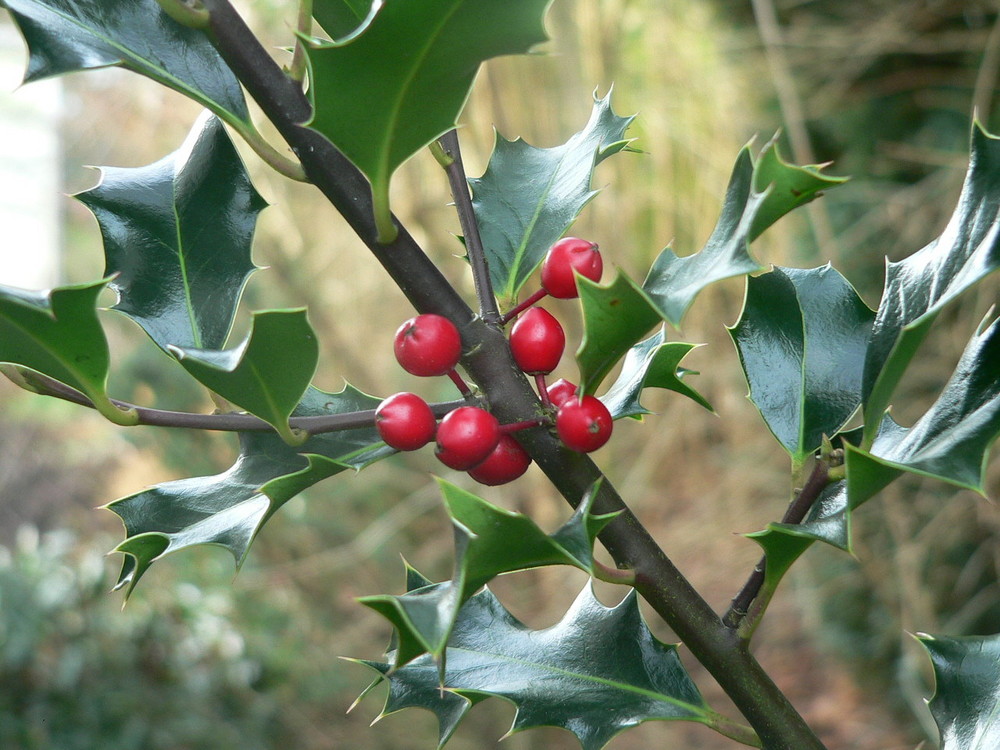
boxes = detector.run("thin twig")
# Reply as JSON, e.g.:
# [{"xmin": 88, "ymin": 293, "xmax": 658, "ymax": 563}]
[
  {"xmin": 437, "ymin": 129, "xmax": 501, "ymax": 324},
  {"xmin": 723, "ymin": 459, "xmax": 831, "ymax": 630},
  {"xmin": 288, "ymin": 0, "xmax": 313, "ymax": 85},
  {"xmin": 22, "ymin": 371, "xmax": 464, "ymax": 435}
]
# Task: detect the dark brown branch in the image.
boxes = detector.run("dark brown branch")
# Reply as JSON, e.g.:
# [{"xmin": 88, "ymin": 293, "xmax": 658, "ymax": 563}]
[{"xmin": 723, "ymin": 459, "xmax": 831, "ymax": 629}]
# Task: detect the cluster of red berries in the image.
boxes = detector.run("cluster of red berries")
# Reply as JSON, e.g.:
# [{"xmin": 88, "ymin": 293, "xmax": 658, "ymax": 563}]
[{"xmin": 374, "ymin": 237, "xmax": 613, "ymax": 486}]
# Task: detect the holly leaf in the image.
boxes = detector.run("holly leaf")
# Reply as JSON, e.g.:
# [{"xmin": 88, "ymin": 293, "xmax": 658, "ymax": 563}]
[
  {"xmin": 359, "ymin": 481, "xmax": 616, "ymax": 665},
  {"xmin": 575, "ymin": 271, "xmax": 662, "ymax": 395},
  {"xmin": 917, "ymin": 632, "xmax": 1000, "ymax": 750},
  {"xmin": 470, "ymin": 91, "xmax": 635, "ymax": 300},
  {"xmin": 601, "ymin": 328, "xmax": 711, "ymax": 420},
  {"xmin": 848, "ymin": 313, "xmax": 1000, "ymax": 507},
  {"xmin": 642, "ymin": 139, "xmax": 844, "ymax": 327},
  {"xmin": 170, "ymin": 310, "xmax": 319, "ymax": 445},
  {"xmin": 108, "ymin": 384, "xmax": 393, "ymax": 596},
  {"xmin": 0, "ymin": 279, "xmax": 137, "ymax": 425},
  {"xmin": 752, "ymin": 312, "xmax": 1000, "ymax": 582},
  {"xmin": 312, "ymin": 0, "xmax": 378, "ymax": 40},
  {"xmin": 748, "ymin": 140, "xmax": 847, "ymax": 240},
  {"xmin": 862, "ymin": 123, "xmax": 1000, "ymax": 441},
  {"xmin": 3, "ymin": 0, "xmax": 249, "ymax": 124},
  {"xmin": 307, "ymin": 0, "xmax": 551, "ymax": 238},
  {"xmin": 729, "ymin": 265, "xmax": 874, "ymax": 462},
  {"xmin": 355, "ymin": 583, "xmax": 732, "ymax": 750},
  {"xmin": 77, "ymin": 113, "xmax": 265, "ymax": 352}
]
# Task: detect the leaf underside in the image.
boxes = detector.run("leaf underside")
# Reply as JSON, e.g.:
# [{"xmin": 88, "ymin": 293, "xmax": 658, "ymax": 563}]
[
  {"xmin": 307, "ymin": 0, "xmax": 551, "ymax": 210},
  {"xmin": 0, "ymin": 279, "xmax": 131, "ymax": 423}
]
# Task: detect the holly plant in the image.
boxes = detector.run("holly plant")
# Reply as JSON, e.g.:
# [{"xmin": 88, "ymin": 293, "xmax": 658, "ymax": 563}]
[{"xmin": 2, "ymin": 1, "xmax": 1000, "ymax": 749}]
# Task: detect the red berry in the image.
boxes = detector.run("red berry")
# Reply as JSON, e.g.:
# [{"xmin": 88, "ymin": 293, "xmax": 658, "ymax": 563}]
[
  {"xmin": 468, "ymin": 434, "xmax": 532, "ymax": 486},
  {"xmin": 393, "ymin": 314, "xmax": 462, "ymax": 377},
  {"xmin": 435, "ymin": 406, "xmax": 501, "ymax": 470},
  {"xmin": 509, "ymin": 307, "xmax": 565, "ymax": 375},
  {"xmin": 546, "ymin": 378, "xmax": 578, "ymax": 408},
  {"xmin": 540, "ymin": 237, "xmax": 603, "ymax": 299},
  {"xmin": 375, "ymin": 392, "xmax": 437, "ymax": 451},
  {"xmin": 556, "ymin": 395, "xmax": 613, "ymax": 453}
]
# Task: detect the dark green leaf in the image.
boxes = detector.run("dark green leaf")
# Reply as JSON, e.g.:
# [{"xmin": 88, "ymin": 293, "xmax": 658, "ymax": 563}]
[
  {"xmin": 0, "ymin": 279, "xmax": 136, "ymax": 425},
  {"xmin": 312, "ymin": 0, "xmax": 377, "ymax": 40},
  {"xmin": 918, "ymin": 632, "xmax": 1000, "ymax": 750},
  {"xmin": 601, "ymin": 328, "xmax": 711, "ymax": 420},
  {"xmin": 171, "ymin": 310, "xmax": 319, "ymax": 445},
  {"xmin": 78, "ymin": 113, "xmax": 265, "ymax": 352},
  {"xmin": 307, "ymin": 0, "xmax": 551, "ymax": 237},
  {"xmin": 576, "ymin": 271, "xmax": 662, "ymax": 395},
  {"xmin": 755, "ymin": 313, "xmax": 1000, "ymax": 573},
  {"xmin": 642, "ymin": 140, "xmax": 844, "ymax": 327},
  {"xmin": 848, "ymin": 314, "xmax": 1000, "ymax": 506},
  {"xmin": 729, "ymin": 265, "xmax": 874, "ymax": 461},
  {"xmin": 359, "ymin": 481, "xmax": 616, "ymax": 664},
  {"xmin": 4, "ymin": 0, "xmax": 249, "ymax": 123},
  {"xmin": 470, "ymin": 92, "xmax": 635, "ymax": 300},
  {"xmin": 862, "ymin": 123, "xmax": 1000, "ymax": 442},
  {"xmin": 108, "ymin": 384, "xmax": 393, "ymax": 596},
  {"xmin": 357, "ymin": 583, "xmax": 728, "ymax": 750}
]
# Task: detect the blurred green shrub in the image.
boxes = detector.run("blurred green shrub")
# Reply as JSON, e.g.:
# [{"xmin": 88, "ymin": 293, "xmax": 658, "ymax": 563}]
[{"xmin": 0, "ymin": 527, "xmax": 285, "ymax": 750}]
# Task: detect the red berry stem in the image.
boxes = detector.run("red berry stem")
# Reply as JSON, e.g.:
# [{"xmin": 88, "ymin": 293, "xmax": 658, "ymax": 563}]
[
  {"xmin": 500, "ymin": 288, "xmax": 549, "ymax": 325},
  {"xmin": 498, "ymin": 418, "xmax": 549, "ymax": 434},
  {"xmin": 534, "ymin": 373, "xmax": 552, "ymax": 408},
  {"xmin": 447, "ymin": 368, "xmax": 473, "ymax": 398}
]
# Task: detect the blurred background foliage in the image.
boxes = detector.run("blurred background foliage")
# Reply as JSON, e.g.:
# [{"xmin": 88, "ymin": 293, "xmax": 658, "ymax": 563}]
[{"xmin": 1, "ymin": 0, "xmax": 999, "ymax": 748}]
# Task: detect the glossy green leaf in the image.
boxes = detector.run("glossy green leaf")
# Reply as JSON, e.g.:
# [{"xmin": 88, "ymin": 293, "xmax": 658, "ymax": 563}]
[
  {"xmin": 576, "ymin": 271, "xmax": 662, "ymax": 395},
  {"xmin": 642, "ymin": 140, "xmax": 844, "ymax": 327},
  {"xmin": 108, "ymin": 384, "xmax": 392, "ymax": 596},
  {"xmin": 470, "ymin": 92, "xmax": 635, "ymax": 300},
  {"xmin": 356, "ymin": 583, "xmax": 733, "ymax": 750},
  {"xmin": 848, "ymin": 314, "xmax": 1000, "ymax": 507},
  {"xmin": 78, "ymin": 113, "xmax": 265, "ymax": 352},
  {"xmin": 918, "ymin": 632, "xmax": 1000, "ymax": 750},
  {"xmin": 862, "ymin": 123, "xmax": 1000, "ymax": 443},
  {"xmin": 171, "ymin": 310, "xmax": 319, "ymax": 445},
  {"xmin": 754, "ymin": 313, "xmax": 1000, "ymax": 574},
  {"xmin": 360, "ymin": 481, "xmax": 616, "ymax": 665},
  {"xmin": 730, "ymin": 265, "xmax": 874, "ymax": 461},
  {"xmin": 312, "ymin": 0, "xmax": 377, "ymax": 40},
  {"xmin": 0, "ymin": 279, "xmax": 136, "ymax": 425},
  {"xmin": 601, "ymin": 328, "xmax": 711, "ymax": 420},
  {"xmin": 307, "ymin": 0, "xmax": 551, "ymax": 238},
  {"xmin": 4, "ymin": 0, "xmax": 249, "ymax": 123}
]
